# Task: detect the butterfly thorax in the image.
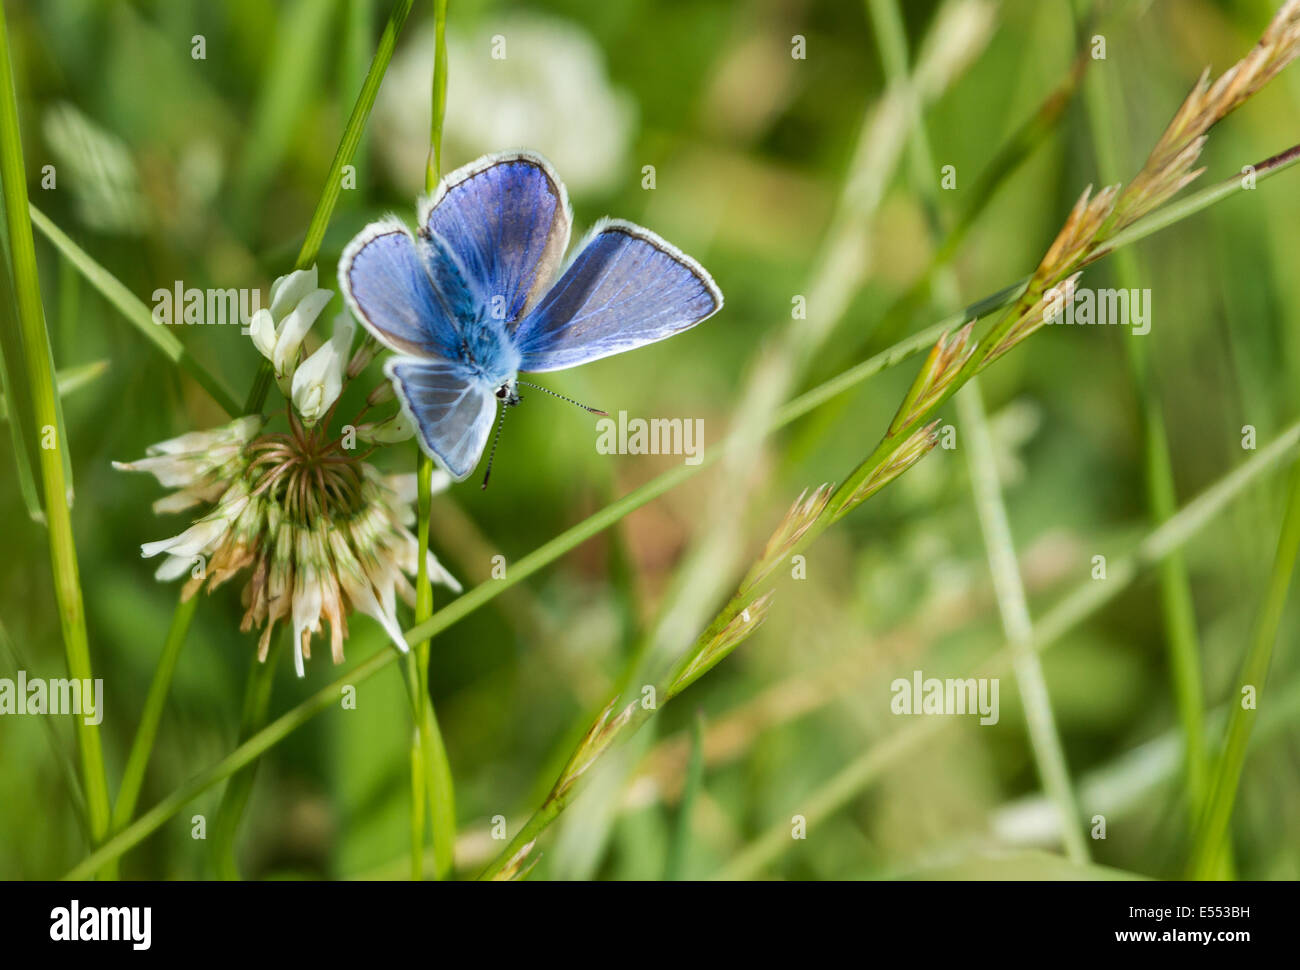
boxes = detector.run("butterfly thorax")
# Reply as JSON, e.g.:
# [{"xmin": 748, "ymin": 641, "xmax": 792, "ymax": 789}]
[
  {"xmin": 453, "ymin": 307, "xmax": 520, "ymax": 392},
  {"xmin": 416, "ymin": 231, "xmax": 520, "ymax": 389}
]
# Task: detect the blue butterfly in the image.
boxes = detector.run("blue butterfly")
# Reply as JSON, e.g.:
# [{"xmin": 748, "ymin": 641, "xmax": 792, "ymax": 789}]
[{"xmin": 339, "ymin": 150, "xmax": 724, "ymax": 482}]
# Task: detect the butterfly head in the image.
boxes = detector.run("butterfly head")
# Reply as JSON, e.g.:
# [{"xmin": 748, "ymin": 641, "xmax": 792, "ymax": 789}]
[{"xmin": 494, "ymin": 379, "xmax": 521, "ymax": 408}]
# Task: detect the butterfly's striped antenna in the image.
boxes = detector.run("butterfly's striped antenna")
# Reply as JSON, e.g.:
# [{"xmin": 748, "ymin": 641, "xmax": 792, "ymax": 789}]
[
  {"xmin": 481, "ymin": 406, "xmax": 509, "ymax": 490},
  {"xmin": 515, "ymin": 380, "xmax": 608, "ymax": 416}
]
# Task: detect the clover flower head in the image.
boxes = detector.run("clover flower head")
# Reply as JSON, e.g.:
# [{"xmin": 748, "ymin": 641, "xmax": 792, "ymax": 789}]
[{"xmin": 118, "ymin": 256, "xmax": 460, "ymax": 677}]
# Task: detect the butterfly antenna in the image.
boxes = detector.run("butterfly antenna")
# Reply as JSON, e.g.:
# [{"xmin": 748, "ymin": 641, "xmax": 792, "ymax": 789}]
[
  {"xmin": 515, "ymin": 380, "xmax": 608, "ymax": 415},
  {"xmin": 481, "ymin": 407, "xmax": 509, "ymax": 490}
]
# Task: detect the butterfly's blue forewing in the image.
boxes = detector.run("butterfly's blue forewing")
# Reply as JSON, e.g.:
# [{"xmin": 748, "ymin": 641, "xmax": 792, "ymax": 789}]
[{"xmin": 512, "ymin": 218, "xmax": 723, "ymax": 373}]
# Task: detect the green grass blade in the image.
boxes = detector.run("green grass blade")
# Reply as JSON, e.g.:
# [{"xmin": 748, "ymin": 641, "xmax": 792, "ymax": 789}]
[
  {"xmin": 0, "ymin": 358, "xmax": 107, "ymax": 525},
  {"xmin": 211, "ymin": 641, "xmax": 281, "ymax": 879},
  {"xmin": 664, "ymin": 712, "xmax": 704, "ymax": 881},
  {"xmin": 996, "ymin": 675, "xmax": 1300, "ymax": 853},
  {"xmin": 0, "ymin": 218, "xmax": 42, "ymax": 520},
  {"xmin": 296, "ymin": 0, "xmax": 413, "ymax": 268},
  {"xmin": 110, "ymin": 591, "xmax": 200, "ymax": 840},
  {"xmin": 0, "ymin": 2, "xmax": 111, "ymax": 858},
  {"xmin": 342, "ymin": 0, "xmax": 374, "ymax": 198},
  {"xmin": 0, "ymin": 617, "xmax": 89, "ymax": 844},
  {"xmin": 1188, "ymin": 462, "xmax": 1300, "ymax": 878},
  {"xmin": 425, "ymin": 0, "xmax": 448, "ymax": 190},
  {"xmin": 50, "ymin": 359, "xmax": 109, "ymax": 400},
  {"xmin": 408, "ymin": 719, "xmax": 426, "ymax": 880},
  {"xmin": 1, "ymin": 360, "xmax": 109, "ymax": 423},
  {"xmin": 229, "ymin": 0, "xmax": 340, "ymax": 234},
  {"xmin": 959, "ymin": 383, "xmax": 1090, "ymax": 861}
]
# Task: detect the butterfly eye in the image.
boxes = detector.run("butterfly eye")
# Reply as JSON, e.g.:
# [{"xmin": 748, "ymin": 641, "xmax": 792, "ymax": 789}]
[{"xmin": 495, "ymin": 384, "xmax": 509, "ymax": 400}]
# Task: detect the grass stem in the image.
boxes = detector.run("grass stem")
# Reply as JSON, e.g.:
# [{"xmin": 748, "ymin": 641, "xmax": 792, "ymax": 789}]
[
  {"xmin": 1188, "ymin": 461, "xmax": 1300, "ymax": 878},
  {"xmin": 406, "ymin": 0, "xmax": 456, "ymax": 881},
  {"xmin": 958, "ymin": 383, "xmax": 1090, "ymax": 861},
  {"xmin": 1074, "ymin": 27, "xmax": 1212, "ymax": 849},
  {"xmin": 0, "ymin": 1, "xmax": 111, "ymax": 868},
  {"xmin": 110, "ymin": 593, "xmax": 201, "ymax": 843},
  {"xmin": 211, "ymin": 642, "xmax": 281, "ymax": 879}
]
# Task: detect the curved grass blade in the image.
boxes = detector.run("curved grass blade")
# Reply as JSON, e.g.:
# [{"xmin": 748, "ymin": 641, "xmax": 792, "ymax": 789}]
[{"xmin": 1188, "ymin": 462, "xmax": 1300, "ymax": 878}]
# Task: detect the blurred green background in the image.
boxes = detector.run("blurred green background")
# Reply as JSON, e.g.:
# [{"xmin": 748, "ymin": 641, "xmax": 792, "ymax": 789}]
[{"xmin": 2, "ymin": 0, "xmax": 1299, "ymax": 880}]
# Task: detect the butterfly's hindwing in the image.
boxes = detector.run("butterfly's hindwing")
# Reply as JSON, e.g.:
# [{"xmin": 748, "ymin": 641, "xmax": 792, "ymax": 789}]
[{"xmin": 385, "ymin": 358, "xmax": 498, "ymax": 481}]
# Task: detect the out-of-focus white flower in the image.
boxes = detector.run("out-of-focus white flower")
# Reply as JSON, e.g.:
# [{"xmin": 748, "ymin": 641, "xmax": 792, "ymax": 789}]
[
  {"xmin": 292, "ymin": 312, "xmax": 356, "ymax": 426},
  {"xmin": 989, "ymin": 399, "xmax": 1042, "ymax": 487},
  {"xmin": 248, "ymin": 265, "xmax": 334, "ymax": 391},
  {"xmin": 375, "ymin": 14, "xmax": 635, "ymax": 197},
  {"xmin": 42, "ymin": 102, "xmax": 147, "ymax": 235}
]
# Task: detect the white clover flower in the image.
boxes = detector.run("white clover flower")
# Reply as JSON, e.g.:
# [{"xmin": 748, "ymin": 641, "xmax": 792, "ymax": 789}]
[
  {"xmin": 248, "ymin": 265, "xmax": 334, "ymax": 391},
  {"xmin": 375, "ymin": 14, "xmax": 634, "ymax": 197},
  {"xmin": 291, "ymin": 312, "xmax": 356, "ymax": 426},
  {"xmin": 116, "ymin": 414, "xmax": 460, "ymax": 677}
]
